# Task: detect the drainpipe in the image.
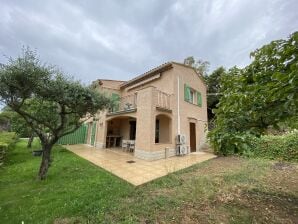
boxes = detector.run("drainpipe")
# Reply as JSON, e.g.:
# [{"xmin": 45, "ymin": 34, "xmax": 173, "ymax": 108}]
[
  {"xmin": 94, "ymin": 121, "xmax": 98, "ymax": 148},
  {"xmin": 93, "ymin": 114, "xmax": 100, "ymax": 148},
  {"xmin": 177, "ymin": 76, "xmax": 181, "ymax": 135}
]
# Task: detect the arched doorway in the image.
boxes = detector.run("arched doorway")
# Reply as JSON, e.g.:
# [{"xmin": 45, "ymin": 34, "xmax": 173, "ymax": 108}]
[{"xmin": 155, "ymin": 114, "xmax": 172, "ymax": 144}]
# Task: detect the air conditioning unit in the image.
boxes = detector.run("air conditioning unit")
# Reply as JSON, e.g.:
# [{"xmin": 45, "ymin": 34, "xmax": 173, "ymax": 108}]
[
  {"xmin": 176, "ymin": 134, "xmax": 186, "ymax": 145},
  {"xmin": 177, "ymin": 145, "xmax": 188, "ymax": 156}
]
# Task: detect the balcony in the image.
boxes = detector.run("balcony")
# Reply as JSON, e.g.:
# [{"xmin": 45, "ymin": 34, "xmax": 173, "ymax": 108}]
[
  {"xmin": 155, "ymin": 89, "xmax": 171, "ymax": 111},
  {"xmin": 108, "ymin": 94, "xmax": 137, "ymax": 115},
  {"xmin": 107, "ymin": 89, "xmax": 172, "ymax": 116}
]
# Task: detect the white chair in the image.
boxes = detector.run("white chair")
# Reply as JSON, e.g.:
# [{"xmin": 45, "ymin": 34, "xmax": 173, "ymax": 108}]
[
  {"xmin": 122, "ymin": 140, "xmax": 128, "ymax": 151},
  {"xmin": 129, "ymin": 140, "xmax": 135, "ymax": 153}
]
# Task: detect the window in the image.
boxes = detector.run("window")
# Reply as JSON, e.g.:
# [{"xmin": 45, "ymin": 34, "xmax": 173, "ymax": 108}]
[
  {"xmin": 184, "ymin": 84, "xmax": 191, "ymax": 102},
  {"xmin": 184, "ymin": 84, "xmax": 202, "ymax": 107}
]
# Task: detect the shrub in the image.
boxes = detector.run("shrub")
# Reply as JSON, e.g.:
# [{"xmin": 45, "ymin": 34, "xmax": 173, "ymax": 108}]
[
  {"xmin": 208, "ymin": 129, "xmax": 254, "ymax": 156},
  {"xmin": 0, "ymin": 131, "xmax": 17, "ymax": 144},
  {"xmin": 246, "ymin": 131, "xmax": 298, "ymax": 162},
  {"xmin": 0, "ymin": 142, "xmax": 9, "ymax": 166},
  {"xmin": 0, "ymin": 131, "xmax": 18, "ymax": 166}
]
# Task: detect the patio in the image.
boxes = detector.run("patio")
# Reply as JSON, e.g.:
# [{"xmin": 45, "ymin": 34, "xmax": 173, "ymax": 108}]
[{"xmin": 65, "ymin": 144, "xmax": 217, "ymax": 186}]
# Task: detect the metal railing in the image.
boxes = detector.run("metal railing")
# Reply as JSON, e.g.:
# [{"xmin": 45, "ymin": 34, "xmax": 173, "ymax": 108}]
[
  {"xmin": 108, "ymin": 89, "xmax": 171, "ymax": 114},
  {"xmin": 109, "ymin": 93, "xmax": 137, "ymax": 113}
]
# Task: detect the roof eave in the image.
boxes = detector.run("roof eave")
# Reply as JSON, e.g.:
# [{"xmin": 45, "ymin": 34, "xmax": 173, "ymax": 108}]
[{"xmin": 120, "ymin": 62, "xmax": 173, "ymax": 89}]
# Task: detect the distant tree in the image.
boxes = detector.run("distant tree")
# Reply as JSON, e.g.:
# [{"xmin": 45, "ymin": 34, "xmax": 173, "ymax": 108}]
[
  {"xmin": 1, "ymin": 106, "xmax": 35, "ymax": 148},
  {"xmin": 0, "ymin": 48, "xmax": 111, "ymax": 180},
  {"xmin": 205, "ymin": 67, "xmax": 226, "ymax": 121},
  {"xmin": 0, "ymin": 109, "xmax": 11, "ymax": 131},
  {"xmin": 184, "ymin": 56, "xmax": 210, "ymax": 76}
]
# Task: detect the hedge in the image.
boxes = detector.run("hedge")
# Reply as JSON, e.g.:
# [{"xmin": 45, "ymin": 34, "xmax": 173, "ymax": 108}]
[
  {"xmin": 245, "ymin": 131, "xmax": 298, "ymax": 162},
  {"xmin": 0, "ymin": 131, "xmax": 18, "ymax": 166}
]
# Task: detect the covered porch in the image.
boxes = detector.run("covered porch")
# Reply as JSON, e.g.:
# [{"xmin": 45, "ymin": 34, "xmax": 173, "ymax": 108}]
[{"xmin": 105, "ymin": 116, "xmax": 136, "ymax": 153}]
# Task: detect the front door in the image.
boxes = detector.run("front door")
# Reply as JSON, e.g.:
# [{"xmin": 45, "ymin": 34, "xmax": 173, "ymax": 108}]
[{"xmin": 189, "ymin": 122, "xmax": 196, "ymax": 152}]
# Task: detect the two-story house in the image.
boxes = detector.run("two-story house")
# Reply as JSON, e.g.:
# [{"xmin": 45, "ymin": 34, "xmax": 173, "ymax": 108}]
[{"xmin": 85, "ymin": 62, "xmax": 208, "ymax": 161}]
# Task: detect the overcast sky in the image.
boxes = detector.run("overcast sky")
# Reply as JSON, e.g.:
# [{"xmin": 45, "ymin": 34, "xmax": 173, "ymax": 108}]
[{"xmin": 0, "ymin": 0, "xmax": 297, "ymax": 84}]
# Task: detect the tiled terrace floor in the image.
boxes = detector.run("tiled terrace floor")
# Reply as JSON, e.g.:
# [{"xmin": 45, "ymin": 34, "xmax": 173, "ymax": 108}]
[{"xmin": 65, "ymin": 144, "xmax": 217, "ymax": 186}]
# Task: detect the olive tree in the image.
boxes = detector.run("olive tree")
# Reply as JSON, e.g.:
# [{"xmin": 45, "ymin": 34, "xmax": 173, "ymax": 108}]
[{"xmin": 0, "ymin": 48, "xmax": 111, "ymax": 179}]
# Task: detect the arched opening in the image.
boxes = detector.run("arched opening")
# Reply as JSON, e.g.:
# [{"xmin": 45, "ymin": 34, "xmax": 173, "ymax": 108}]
[
  {"xmin": 106, "ymin": 116, "xmax": 136, "ymax": 148},
  {"xmin": 155, "ymin": 114, "xmax": 172, "ymax": 144}
]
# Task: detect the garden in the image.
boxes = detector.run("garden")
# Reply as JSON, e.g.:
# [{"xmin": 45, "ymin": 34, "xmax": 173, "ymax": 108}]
[
  {"xmin": 0, "ymin": 30, "xmax": 297, "ymax": 223},
  {"xmin": 0, "ymin": 137, "xmax": 297, "ymax": 223}
]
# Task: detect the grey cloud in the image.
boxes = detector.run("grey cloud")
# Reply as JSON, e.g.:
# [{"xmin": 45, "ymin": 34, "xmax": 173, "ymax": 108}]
[{"xmin": 0, "ymin": 0, "xmax": 297, "ymax": 84}]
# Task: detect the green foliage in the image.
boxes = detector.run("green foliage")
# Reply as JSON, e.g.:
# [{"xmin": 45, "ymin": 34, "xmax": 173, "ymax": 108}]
[
  {"xmin": 0, "ymin": 47, "xmax": 112, "ymax": 179},
  {"xmin": 0, "ymin": 48, "xmax": 111, "ymax": 141},
  {"xmin": 245, "ymin": 131, "xmax": 298, "ymax": 162},
  {"xmin": 209, "ymin": 31, "xmax": 298, "ymax": 155},
  {"xmin": 0, "ymin": 131, "xmax": 18, "ymax": 144},
  {"xmin": 209, "ymin": 131, "xmax": 254, "ymax": 156},
  {"xmin": 183, "ymin": 56, "xmax": 210, "ymax": 76},
  {"xmin": 205, "ymin": 67, "xmax": 225, "ymax": 108},
  {"xmin": 0, "ymin": 109, "xmax": 11, "ymax": 131},
  {"xmin": 0, "ymin": 142, "xmax": 9, "ymax": 166},
  {"xmin": 204, "ymin": 66, "xmax": 226, "ymax": 120},
  {"xmin": 1, "ymin": 140, "xmax": 296, "ymax": 223},
  {"xmin": 1, "ymin": 106, "xmax": 32, "ymax": 137},
  {"xmin": 0, "ymin": 131, "xmax": 18, "ymax": 165}
]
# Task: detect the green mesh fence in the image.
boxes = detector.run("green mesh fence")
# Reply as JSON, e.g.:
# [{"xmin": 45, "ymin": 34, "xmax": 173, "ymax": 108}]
[{"xmin": 57, "ymin": 124, "xmax": 88, "ymax": 145}]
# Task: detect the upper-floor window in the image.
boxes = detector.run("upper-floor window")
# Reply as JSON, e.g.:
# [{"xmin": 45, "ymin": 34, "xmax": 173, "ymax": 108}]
[{"xmin": 184, "ymin": 84, "xmax": 202, "ymax": 107}]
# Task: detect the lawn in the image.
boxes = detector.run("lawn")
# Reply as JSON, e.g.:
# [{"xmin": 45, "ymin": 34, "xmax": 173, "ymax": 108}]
[{"xmin": 0, "ymin": 140, "xmax": 297, "ymax": 223}]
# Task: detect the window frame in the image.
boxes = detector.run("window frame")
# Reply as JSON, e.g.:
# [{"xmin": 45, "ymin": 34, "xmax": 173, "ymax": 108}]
[{"xmin": 184, "ymin": 83, "xmax": 203, "ymax": 107}]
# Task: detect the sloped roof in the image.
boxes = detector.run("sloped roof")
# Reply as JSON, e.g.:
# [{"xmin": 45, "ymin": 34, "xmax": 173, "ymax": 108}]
[
  {"xmin": 120, "ymin": 62, "xmax": 173, "ymax": 88},
  {"xmin": 95, "ymin": 61, "xmax": 206, "ymax": 89}
]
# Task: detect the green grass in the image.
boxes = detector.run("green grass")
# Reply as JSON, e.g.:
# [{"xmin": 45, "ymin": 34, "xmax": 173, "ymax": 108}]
[
  {"xmin": 0, "ymin": 140, "xmax": 297, "ymax": 223},
  {"xmin": 0, "ymin": 140, "xmax": 134, "ymax": 223}
]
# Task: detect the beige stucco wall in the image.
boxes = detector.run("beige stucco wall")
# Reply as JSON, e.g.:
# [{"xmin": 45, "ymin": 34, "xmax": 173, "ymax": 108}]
[
  {"xmin": 173, "ymin": 64, "xmax": 208, "ymax": 150},
  {"xmin": 135, "ymin": 86, "xmax": 155, "ymax": 152}
]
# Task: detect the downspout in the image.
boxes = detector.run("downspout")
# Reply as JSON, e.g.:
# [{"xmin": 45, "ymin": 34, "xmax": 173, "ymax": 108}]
[
  {"xmin": 93, "ymin": 113, "xmax": 100, "ymax": 148},
  {"xmin": 177, "ymin": 76, "xmax": 181, "ymax": 135},
  {"xmin": 94, "ymin": 121, "xmax": 98, "ymax": 148}
]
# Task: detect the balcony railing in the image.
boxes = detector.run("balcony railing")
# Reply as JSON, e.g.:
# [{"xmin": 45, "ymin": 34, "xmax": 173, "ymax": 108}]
[
  {"xmin": 108, "ymin": 89, "xmax": 172, "ymax": 115},
  {"xmin": 109, "ymin": 93, "xmax": 137, "ymax": 114},
  {"xmin": 155, "ymin": 89, "xmax": 171, "ymax": 110}
]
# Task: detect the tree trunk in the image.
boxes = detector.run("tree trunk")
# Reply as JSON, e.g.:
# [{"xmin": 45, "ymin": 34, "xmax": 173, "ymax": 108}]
[
  {"xmin": 38, "ymin": 143, "xmax": 52, "ymax": 180},
  {"xmin": 27, "ymin": 134, "xmax": 34, "ymax": 148}
]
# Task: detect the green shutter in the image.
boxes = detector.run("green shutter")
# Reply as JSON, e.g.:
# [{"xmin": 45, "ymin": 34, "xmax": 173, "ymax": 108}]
[
  {"xmin": 90, "ymin": 123, "xmax": 96, "ymax": 146},
  {"xmin": 111, "ymin": 93, "xmax": 120, "ymax": 112},
  {"xmin": 184, "ymin": 84, "xmax": 190, "ymax": 102},
  {"xmin": 197, "ymin": 91, "xmax": 202, "ymax": 107}
]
